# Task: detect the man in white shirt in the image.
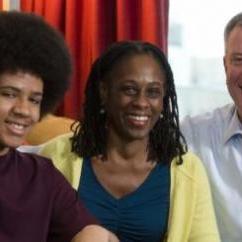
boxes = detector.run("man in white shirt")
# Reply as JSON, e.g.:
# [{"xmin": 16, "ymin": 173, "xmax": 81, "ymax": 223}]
[{"xmin": 181, "ymin": 13, "xmax": 242, "ymax": 242}]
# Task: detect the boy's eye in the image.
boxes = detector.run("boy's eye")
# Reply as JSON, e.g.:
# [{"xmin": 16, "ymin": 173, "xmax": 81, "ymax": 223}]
[
  {"xmin": 0, "ymin": 90, "xmax": 17, "ymax": 98},
  {"xmin": 29, "ymin": 97, "xmax": 42, "ymax": 105}
]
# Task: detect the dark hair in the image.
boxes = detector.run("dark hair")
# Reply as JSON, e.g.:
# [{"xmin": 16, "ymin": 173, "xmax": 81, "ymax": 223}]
[
  {"xmin": 72, "ymin": 40, "xmax": 187, "ymax": 164},
  {"xmin": 0, "ymin": 11, "xmax": 71, "ymax": 116},
  {"xmin": 224, "ymin": 12, "xmax": 242, "ymax": 43}
]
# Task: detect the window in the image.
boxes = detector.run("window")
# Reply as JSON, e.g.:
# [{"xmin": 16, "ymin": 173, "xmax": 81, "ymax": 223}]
[{"xmin": 168, "ymin": 0, "xmax": 240, "ymax": 118}]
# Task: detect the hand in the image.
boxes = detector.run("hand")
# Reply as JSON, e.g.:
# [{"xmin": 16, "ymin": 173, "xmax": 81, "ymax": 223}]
[{"xmin": 71, "ymin": 225, "xmax": 119, "ymax": 242}]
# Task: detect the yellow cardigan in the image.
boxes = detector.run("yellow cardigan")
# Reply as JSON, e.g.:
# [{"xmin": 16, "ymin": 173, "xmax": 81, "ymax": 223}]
[{"xmin": 39, "ymin": 133, "xmax": 220, "ymax": 242}]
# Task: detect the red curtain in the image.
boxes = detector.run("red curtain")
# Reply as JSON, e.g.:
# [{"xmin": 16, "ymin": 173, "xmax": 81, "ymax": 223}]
[{"xmin": 21, "ymin": 0, "xmax": 169, "ymax": 119}]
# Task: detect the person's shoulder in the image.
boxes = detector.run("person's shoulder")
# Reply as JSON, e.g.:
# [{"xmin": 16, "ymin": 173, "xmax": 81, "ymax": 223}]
[
  {"xmin": 39, "ymin": 132, "xmax": 82, "ymax": 168},
  {"xmin": 38, "ymin": 133, "xmax": 83, "ymax": 190},
  {"xmin": 180, "ymin": 104, "xmax": 235, "ymax": 147},
  {"xmin": 12, "ymin": 150, "xmax": 70, "ymax": 205},
  {"xmin": 41, "ymin": 132, "xmax": 73, "ymax": 149},
  {"xmin": 181, "ymin": 103, "xmax": 234, "ymax": 128},
  {"xmin": 171, "ymin": 152, "xmax": 208, "ymax": 183},
  {"xmin": 17, "ymin": 132, "xmax": 73, "ymax": 155},
  {"xmin": 39, "ymin": 132, "xmax": 74, "ymax": 157},
  {"xmin": 17, "ymin": 149, "xmax": 55, "ymax": 169},
  {"xmin": 16, "ymin": 149, "xmax": 59, "ymax": 182},
  {"xmin": 39, "ymin": 132, "xmax": 81, "ymax": 169}
]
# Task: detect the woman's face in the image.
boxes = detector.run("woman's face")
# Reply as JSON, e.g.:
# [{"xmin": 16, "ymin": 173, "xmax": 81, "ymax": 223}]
[{"xmin": 101, "ymin": 53, "xmax": 166, "ymax": 142}]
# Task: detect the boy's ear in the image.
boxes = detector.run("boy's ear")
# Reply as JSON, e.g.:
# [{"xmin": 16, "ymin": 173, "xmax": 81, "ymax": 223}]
[{"xmin": 99, "ymin": 82, "xmax": 108, "ymax": 105}]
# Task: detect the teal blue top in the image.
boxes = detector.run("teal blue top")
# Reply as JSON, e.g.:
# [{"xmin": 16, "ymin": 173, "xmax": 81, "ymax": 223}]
[{"xmin": 78, "ymin": 158, "xmax": 170, "ymax": 242}]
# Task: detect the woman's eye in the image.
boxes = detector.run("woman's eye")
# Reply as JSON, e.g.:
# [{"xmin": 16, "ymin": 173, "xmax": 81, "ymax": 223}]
[
  {"xmin": 146, "ymin": 88, "xmax": 162, "ymax": 98},
  {"xmin": 121, "ymin": 86, "xmax": 138, "ymax": 95}
]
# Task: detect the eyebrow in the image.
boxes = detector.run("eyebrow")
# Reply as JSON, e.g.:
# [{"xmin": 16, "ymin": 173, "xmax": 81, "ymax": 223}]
[
  {"xmin": 121, "ymin": 79, "xmax": 163, "ymax": 84},
  {"xmin": 231, "ymin": 53, "xmax": 242, "ymax": 56},
  {"xmin": 0, "ymin": 86, "xmax": 43, "ymax": 96}
]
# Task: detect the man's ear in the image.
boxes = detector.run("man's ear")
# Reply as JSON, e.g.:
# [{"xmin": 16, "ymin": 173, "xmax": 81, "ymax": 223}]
[
  {"xmin": 223, "ymin": 55, "xmax": 227, "ymax": 73},
  {"xmin": 99, "ymin": 82, "xmax": 108, "ymax": 105}
]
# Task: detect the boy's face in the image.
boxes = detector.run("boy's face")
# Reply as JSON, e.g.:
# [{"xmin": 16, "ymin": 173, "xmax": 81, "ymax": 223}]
[{"xmin": 0, "ymin": 71, "xmax": 43, "ymax": 155}]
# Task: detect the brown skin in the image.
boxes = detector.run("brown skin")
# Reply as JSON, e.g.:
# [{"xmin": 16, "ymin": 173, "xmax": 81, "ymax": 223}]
[
  {"xmin": 224, "ymin": 25, "xmax": 242, "ymax": 121},
  {"xmin": 0, "ymin": 71, "xmax": 43, "ymax": 155},
  {"xmin": 72, "ymin": 225, "xmax": 119, "ymax": 242},
  {"xmin": 92, "ymin": 54, "xmax": 166, "ymax": 199}
]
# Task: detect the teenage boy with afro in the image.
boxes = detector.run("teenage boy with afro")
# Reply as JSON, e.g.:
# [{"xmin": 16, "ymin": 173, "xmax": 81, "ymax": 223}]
[{"xmin": 0, "ymin": 11, "xmax": 118, "ymax": 242}]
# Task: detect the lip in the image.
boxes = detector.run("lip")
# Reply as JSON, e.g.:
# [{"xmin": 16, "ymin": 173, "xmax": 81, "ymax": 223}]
[
  {"xmin": 126, "ymin": 111, "xmax": 151, "ymax": 117},
  {"xmin": 127, "ymin": 114, "xmax": 149, "ymax": 121},
  {"xmin": 125, "ymin": 114, "xmax": 149, "ymax": 128},
  {"xmin": 5, "ymin": 119, "xmax": 31, "ymax": 136}
]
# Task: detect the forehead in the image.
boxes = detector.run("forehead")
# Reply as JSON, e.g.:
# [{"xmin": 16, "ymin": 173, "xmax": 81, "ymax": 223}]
[
  {"xmin": 0, "ymin": 72, "xmax": 43, "ymax": 93},
  {"xmin": 109, "ymin": 54, "xmax": 166, "ymax": 81},
  {"xmin": 226, "ymin": 25, "xmax": 242, "ymax": 51}
]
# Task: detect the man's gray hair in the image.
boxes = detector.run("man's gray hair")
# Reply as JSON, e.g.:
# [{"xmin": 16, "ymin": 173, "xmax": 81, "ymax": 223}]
[{"xmin": 224, "ymin": 12, "xmax": 242, "ymax": 42}]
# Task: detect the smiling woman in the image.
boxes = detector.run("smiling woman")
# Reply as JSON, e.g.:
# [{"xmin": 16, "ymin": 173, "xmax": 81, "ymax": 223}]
[
  {"xmin": 27, "ymin": 40, "xmax": 221, "ymax": 242},
  {"xmin": 100, "ymin": 54, "xmax": 164, "ymax": 144}
]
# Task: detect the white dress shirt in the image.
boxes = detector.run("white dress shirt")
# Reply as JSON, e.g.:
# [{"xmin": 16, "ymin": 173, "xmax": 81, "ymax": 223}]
[{"xmin": 181, "ymin": 103, "xmax": 242, "ymax": 242}]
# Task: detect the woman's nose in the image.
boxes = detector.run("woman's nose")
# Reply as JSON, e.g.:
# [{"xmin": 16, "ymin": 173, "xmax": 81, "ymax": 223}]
[{"xmin": 133, "ymin": 92, "xmax": 149, "ymax": 108}]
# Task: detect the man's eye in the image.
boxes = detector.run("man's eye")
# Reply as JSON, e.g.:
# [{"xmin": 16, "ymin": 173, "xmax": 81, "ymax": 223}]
[{"xmin": 231, "ymin": 58, "xmax": 242, "ymax": 65}]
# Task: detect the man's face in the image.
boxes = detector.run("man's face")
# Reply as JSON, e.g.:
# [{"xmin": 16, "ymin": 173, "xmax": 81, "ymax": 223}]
[
  {"xmin": 224, "ymin": 25, "xmax": 242, "ymax": 121},
  {"xmin": 0, "ymin": 71, "xmax": 43, "ymax": 155}
]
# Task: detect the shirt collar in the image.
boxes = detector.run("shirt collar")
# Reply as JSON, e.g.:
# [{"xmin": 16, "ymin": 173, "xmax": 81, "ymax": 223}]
[{"xmin": 224, "ymin": 107, "xmax": 242, "ymax": 144}]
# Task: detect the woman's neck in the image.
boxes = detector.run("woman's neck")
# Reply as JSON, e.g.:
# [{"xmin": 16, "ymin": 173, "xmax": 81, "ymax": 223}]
[{"xmin": 106, "ymin": 132, "xmax": 150, "ymax": 166}]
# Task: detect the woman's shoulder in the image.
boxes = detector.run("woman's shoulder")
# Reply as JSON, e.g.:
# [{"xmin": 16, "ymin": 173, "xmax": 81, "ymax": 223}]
[
  {"xmin": 39, "ymin": 132, "xmax": 83, "ymax": 190},
  {"xmin": 39, "ymin": 132, "xmax": 83, "ymax": 165},
  {"xmin": 39, "ymin": 132, "xmax": 74, "ymax": 157},
  {"xmin": 171, "ymin": 152, "xmax": 208, "ymax": 183},
  {"xmin": 41, "ymin": 132, "xmax": 73, "ymax": 149}
]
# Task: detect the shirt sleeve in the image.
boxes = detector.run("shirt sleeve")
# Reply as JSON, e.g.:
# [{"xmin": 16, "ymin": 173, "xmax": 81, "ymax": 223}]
[
  {"xmin": 48, "ymin": 164, "xmax": 98, "ymax": 242},
  {"xmin": 180, "ymin": 115, "xmax": 197, "ymax": 152}
]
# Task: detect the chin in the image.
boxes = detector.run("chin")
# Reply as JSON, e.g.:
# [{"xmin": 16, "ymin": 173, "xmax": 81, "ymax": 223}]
[
  {"xmin": 125, "ymin": 131, "xmax": 149, "ymax": 141},
  {"xmin": 1, "ymin": 137, "xmax": 25, "ymax": 149}
]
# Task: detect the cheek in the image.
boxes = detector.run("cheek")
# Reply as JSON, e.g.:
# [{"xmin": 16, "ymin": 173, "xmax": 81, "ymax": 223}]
[
  {"xmin": 32, "ymin": 106, "xmax": 41, "ymax": 122},
  {"xmin": 226, "ymin": 65, "xmax": 242, "ymax": 82},
  {"xmin": 155, "ymin": 98, "xmax": 164, "ymax": 111},
  {"xmin": 151, "ymin": 100, "xmax": 163, "ymax": 120},
  {"xmin": 0, "ymin": 107, "xmax": 7, "ymax": 120},
  {"xmin": 0, "ymin": 101, "xmax": 13, "ymax": 117},
  {"xmin": 109, "ymin": 95, "xmax": 130, "ymax": 110}
]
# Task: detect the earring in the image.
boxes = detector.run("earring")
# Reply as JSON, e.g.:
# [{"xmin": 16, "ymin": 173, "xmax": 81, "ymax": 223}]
[
  {"xmin": 100, "ymin": 107, "xmax": 105, "ymax": 114},
  {"xmin": 160, "ymin": 113, "xmax": 163, "ymax": 119}
]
